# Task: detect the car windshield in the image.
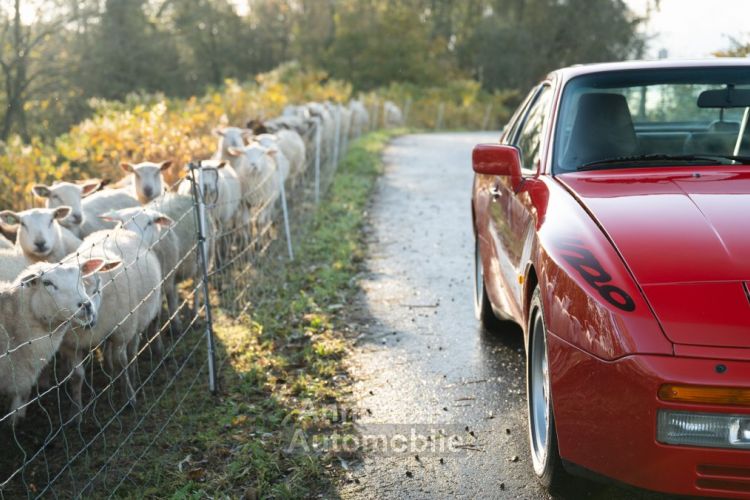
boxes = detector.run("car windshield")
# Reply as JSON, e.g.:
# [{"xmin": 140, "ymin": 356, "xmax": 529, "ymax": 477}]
[{"xmin": 553, "ymin": 67, "xmax": 750, "ymax": 173}]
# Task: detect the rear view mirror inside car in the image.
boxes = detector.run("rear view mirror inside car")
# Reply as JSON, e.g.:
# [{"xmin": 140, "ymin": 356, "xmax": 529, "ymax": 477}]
[{"xmin": 698, "ymin": 85, "xmax": 750, "ymax": 108}]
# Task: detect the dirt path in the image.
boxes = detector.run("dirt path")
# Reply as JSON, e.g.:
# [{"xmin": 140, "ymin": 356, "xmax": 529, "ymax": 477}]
[
  {"xmin": 337, "ymin": 133, "xmax": 669, "ymax": 500},
  {"xmin": 336, "ymin": 132, "xmax": 548, "ymax": 499}
]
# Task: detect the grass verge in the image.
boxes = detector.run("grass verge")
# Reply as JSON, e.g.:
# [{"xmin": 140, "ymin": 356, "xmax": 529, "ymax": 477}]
[{"xmin": 118, "ymin": 129, "xmax": 402, "ymax": 499}]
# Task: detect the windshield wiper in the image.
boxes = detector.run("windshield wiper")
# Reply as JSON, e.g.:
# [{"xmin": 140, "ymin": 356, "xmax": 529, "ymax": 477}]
[{"xmin": 577, "ymin": 153, "xmax": 750, "ymax": 171}]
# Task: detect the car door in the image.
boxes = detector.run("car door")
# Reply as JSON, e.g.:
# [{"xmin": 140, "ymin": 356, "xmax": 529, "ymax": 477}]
[{"xmin": 489, "ymin": 84, "xmax": 553, "ymax": 314}]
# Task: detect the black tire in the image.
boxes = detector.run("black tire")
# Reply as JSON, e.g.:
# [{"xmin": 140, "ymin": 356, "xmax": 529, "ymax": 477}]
[
  {"xmin": 473, "ymin": 238, "xmax": 502, "ymax": 330},
  {"xmin": 527, "ymin": 287, "xmax": 566, "ymax": 491}
]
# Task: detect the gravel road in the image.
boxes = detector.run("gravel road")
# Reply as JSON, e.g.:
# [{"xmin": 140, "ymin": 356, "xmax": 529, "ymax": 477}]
[{"xmin": 336, "ymin": 133, "xmax": 674, "ymax": 500}]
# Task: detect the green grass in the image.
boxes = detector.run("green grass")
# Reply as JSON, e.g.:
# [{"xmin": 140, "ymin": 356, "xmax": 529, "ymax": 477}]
[{"xmin": 114, "ymin": 129, "xmax": 403, "ymax": 499}]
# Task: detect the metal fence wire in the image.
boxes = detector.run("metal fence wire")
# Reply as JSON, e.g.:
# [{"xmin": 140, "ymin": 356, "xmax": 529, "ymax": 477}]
[{"xmin": 0, "ymin": 99, "xmax": 388, "ymax": 498}]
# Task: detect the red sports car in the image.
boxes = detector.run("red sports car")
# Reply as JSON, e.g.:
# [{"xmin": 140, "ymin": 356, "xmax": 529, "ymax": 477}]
[{"xmin": 471, "ymin": 59, "xmax": 750, "ymax": 498}]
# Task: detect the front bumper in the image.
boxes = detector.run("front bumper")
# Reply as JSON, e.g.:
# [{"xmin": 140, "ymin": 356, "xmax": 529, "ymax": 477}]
[{"xmin": 548, "ymin": 332, "xmax": 750, "ymax": 498}]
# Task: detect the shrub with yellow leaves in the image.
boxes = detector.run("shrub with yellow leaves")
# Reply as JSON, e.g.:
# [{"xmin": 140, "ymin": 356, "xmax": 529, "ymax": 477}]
[{"xmin": 1, "ymin": 63, "xmax": 351, "ymax": 209}]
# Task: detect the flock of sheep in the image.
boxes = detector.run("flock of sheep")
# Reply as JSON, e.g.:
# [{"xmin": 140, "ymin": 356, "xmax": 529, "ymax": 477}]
[{"xmin": 0, "ymin": 98, "xmax": 404, "ymax": 426}]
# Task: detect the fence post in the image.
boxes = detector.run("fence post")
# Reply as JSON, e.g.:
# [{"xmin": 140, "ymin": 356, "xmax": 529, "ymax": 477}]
[
  {"xmin": 403, "ymin": 98, "xmax": 412, "ymax": 127},
  {"xmin": 278, "ymin": 169, "xmax": 294, "ymax": 260},
  {"xmin": 188, "ymin": 161, "xmax": 217, "ymax": 394},
  {"xmin": 314, "ymin": 117, "xmax": 322, "ymax": 204},
  {"xmin": 333, "ymin": 104, "xmax": 342, "ymax": 167},
  {"xmin": 435, "ymin": 103, "xmax": 445, "ymax": 131},
  {"xmin": 482, "ymin": 103, "xmax": 493, "ymax": 130}
]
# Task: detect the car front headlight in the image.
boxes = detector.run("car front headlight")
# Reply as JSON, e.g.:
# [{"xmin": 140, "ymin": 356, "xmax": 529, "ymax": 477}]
[{"xmin": 657, "ymin": 410, "xmax": 750, "ymax": 449}]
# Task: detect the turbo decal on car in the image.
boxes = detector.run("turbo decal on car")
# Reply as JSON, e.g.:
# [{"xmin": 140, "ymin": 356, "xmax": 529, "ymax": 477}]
[{"xmin": 558, "ymin": 239, "xmax": 636, "ymax": 312}]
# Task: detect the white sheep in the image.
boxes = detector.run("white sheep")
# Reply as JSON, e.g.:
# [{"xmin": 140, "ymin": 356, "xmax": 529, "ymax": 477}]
[
  {"xmin": 148, "ymin": 192, "xmax": 214, "ymax": 284},
  {"xmin": 177, "ymin": 160, "xmax": 242, "ymax": 233},
  {"xmin": 226, "ymin": 143, "xmax": 281, "ymax": 230},
  {"xmin": 72, "ymin": 225, "xmax": 163, "ymax": 408},
  {"xmin": 255, "ymin": 130, "xmax": 307, "ymax": 179},
  {"xmin": 349, "ymin": 100, "xmax": 370, "ymax": 136},
  {"xmin": 120, "ymin": 161, "xmax": 172, "ymax": 204},
  {"xmin": 0, "ymin": 248, "xmax": 33, "ymax": 282},
  {"xmin": 0, "ymin": 258, "xmax": 108, "ymax": 424},
  {"xmin": 100, "ymin": 207, "xmax": 182, "ymax": 344},
  {"xmin": 212, "ymin": 127, "xmax": 249, "ymax": 169},
  {"xmin": 31, "ymin": 180, "xmax": 102, "ymax": 237},
  {"xmin": 306, "ymin": 102, "xmax": 336, "ymax": 161},
  {"xmin": 79, "ymin": 189, "xmax": 141, "ymax": 236},
  {"xmin": 0, "ymin": 207, "xmax": 82, "ymax": 263}
]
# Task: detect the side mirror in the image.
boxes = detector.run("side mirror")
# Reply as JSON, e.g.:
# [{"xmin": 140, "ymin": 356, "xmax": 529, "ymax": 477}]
[{"xmin": 472, "ymin": 144, "xmax": 522, "ymax": 189}]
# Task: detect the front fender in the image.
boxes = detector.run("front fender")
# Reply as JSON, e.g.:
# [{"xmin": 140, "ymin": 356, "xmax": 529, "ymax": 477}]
[{"xmin": 534, "ymin": 177, "xmax": 673, "ymax": 360}]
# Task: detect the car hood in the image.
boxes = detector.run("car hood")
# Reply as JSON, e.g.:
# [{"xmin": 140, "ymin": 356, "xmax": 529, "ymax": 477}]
[{"xmin": 558, "ymin": 167, "xmax": 750, "ymax": 348}]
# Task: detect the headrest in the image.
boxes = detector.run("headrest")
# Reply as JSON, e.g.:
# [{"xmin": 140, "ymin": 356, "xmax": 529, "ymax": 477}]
[{"xmin": 563, "ymin": 93, "xmax": 638, "ymax": 167}]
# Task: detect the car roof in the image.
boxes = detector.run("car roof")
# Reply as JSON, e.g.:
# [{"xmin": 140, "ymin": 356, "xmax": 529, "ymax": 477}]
[{"xmin": 548, "ymin": 58, "xmax": 750, "ymax": 84}]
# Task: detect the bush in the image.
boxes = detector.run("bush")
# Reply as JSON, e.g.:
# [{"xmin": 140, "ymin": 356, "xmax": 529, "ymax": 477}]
[
  {"xmin": 1, "ymin": 63, "xmax": 351, "ymax": 209},
  {"xmin": 360, "ymin": 79, "xmax": 518, "ymax": 131}
]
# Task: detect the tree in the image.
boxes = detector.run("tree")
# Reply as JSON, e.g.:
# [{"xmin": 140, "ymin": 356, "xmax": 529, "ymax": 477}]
[
  {"xmin": 458, "ymin": 0, "xmax": 645, "ymax": 91},
  {"xmin": 0, "ymin": 0, "xmax": 92, "ymax": 140},
  {"xmin": 80, "ymin": 0, "xmax": 185, "ymax": 100}
]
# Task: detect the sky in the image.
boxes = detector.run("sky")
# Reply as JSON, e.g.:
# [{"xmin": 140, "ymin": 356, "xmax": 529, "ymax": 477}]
[{"xmin": 626, "ymin": 0, "xmax": 750, "ymax": 59}]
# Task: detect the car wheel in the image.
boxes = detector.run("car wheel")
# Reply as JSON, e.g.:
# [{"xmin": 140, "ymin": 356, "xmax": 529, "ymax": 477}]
[
  {"xmin": 527, "ymin": 287, "xmax": 565, "ymax": 490},
  {"xmin": 474, "ymin": 238, "xmax": 502, "ymax": 329}
]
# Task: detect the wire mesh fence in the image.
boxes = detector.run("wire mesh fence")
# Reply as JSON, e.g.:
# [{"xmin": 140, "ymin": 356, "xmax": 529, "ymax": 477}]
[{"xmin": 0, "ymin": 99, "xmax": 384, "ymax": 498}]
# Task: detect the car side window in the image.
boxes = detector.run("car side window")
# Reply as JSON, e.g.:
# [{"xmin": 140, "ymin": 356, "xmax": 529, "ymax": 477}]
[
  {"xmin": 514, "ymin": 85, "xmax": 553, "ymax": 173},
  {"xmin": 503, "ymin": 87, "xmax": 539, "ymax": 143}
]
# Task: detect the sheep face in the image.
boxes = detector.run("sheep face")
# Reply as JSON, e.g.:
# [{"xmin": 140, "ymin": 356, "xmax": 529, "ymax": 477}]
[
  {"xmin": 228, "ymin": 144, "xmax": 274, "ymax": 174},
  {"xmin": 0, "ymin": 207, "xmax": 71, "ymax": 258},
  {"xmin": 121, "ymin": 161, "xmax": 171, "ymax": 204},
  {"xmin": 31, "ymin": 181, "xmax": 100, "ymax": 229},
  {"xmin": 214, "ymin": 127, "xmax": 249, "ymax": 157},
  {"xmin": 192, "ymin": 160, "xmax": 227, "ymax": 205},
  {"xmin": 16, "ymin": 259, "xmax": 111, "ymax": 328},
  {"xmin": 103, "ymin": 208, "xmax": 174, "ymax": 248}
]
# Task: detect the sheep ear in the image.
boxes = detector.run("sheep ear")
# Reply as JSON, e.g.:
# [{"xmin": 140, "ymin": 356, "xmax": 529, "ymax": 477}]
[
  {"xmin": 32, "ymin": 184, "xmax": 51, "ymax": 198},
  {"xmin": 19, "ymin": 272, "xmax": 40, "ymax": 288},
  {"xmin": 98, "ymin": 209, "xmax": 122, "ymax": 223},
  {"xmin": 0, "ymin": 210, "xmax": 20, "ymax": 227},
  {"xmin": 265, "ymin": 147, "xmax": 278, "ymax": 157},
  {"xmin": 98, "ymin": 260, "xmax": 122, "ymax": 273},
  {"xmin": 80, "ymin": 258, "xmax": 105, "ymax": 278},
  {"xmin": 80, "ymin": 180, "xmax": 102, "ymax": 198},
  {"xmin": 120, "ymin": 163, "xmax": 135, "ymax": 173},
  {"xmin": 227, "ymin": 147, "xmax": 243, "ymax": 157},
  {"xmin": 154, "ymin": 215, "xmax": 174, "ymax": 228},
  {"xmin": 212, "ymin": 127, "xmax": 226, "ymax": 137},
  {"xmin": 159, "ymin": 160, "xmax": 173, "ymax": 171},
  {"xmin": 53, "ymin": 206, "xmax": 71, "ymax": 220},
  {"xmin": 216, "ymin": 161, "xmax": 227, "ymax": 169}
]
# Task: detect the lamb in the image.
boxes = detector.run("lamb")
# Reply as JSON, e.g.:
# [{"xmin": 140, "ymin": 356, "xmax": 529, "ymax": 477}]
[
  {"xmin": 71, "ymin": 225, "xmax": 163, "ymax": 409},
  {"xmin": 255, "ymin": 130, "xmax": 307, "ymax": 179},
  {"xmin": 0, "ymin": 207, "xmax": 82, "ymax": 263},
  {"xmin": 226, "ymin": 143, "xmax": 280, "ymax": 228},
  {"xmin": 101, "ymin": 207, "xmax": 182, "ymax": 341},
  {"xmin": 31, "ymin": 181, "xmax": 102, "ymax": 237},
  {"xmin": 212, "ymin": 127, "xmax": 249, "ymax": 170},
  {"xmin": 306, "ymin": 102, "xmax": 336, "ymax": 160},
  {"xmin": 0, "ymin": 258, "xmax": 108, "ymax": 424},
  {"xmin": 121, "ymin": 161, "xmax": 172, "ymax": 204},
  {"xmin": 177, "ymin": 160, "xmax": 242, "ymax": 233},
  {"xmin": 79, "ymin": 189, "xmax": 140, "ymax": 236},
  {"xmin": 0, "ymin": 248, "xmax": 33, "ymax": 282},
  {"xmin": 349, "ymin": 99, "xmax": 370, "ymax": 137},
  {"xmin": 148, "ymin": 192, "xmax": 214, "ymax": 284}
]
